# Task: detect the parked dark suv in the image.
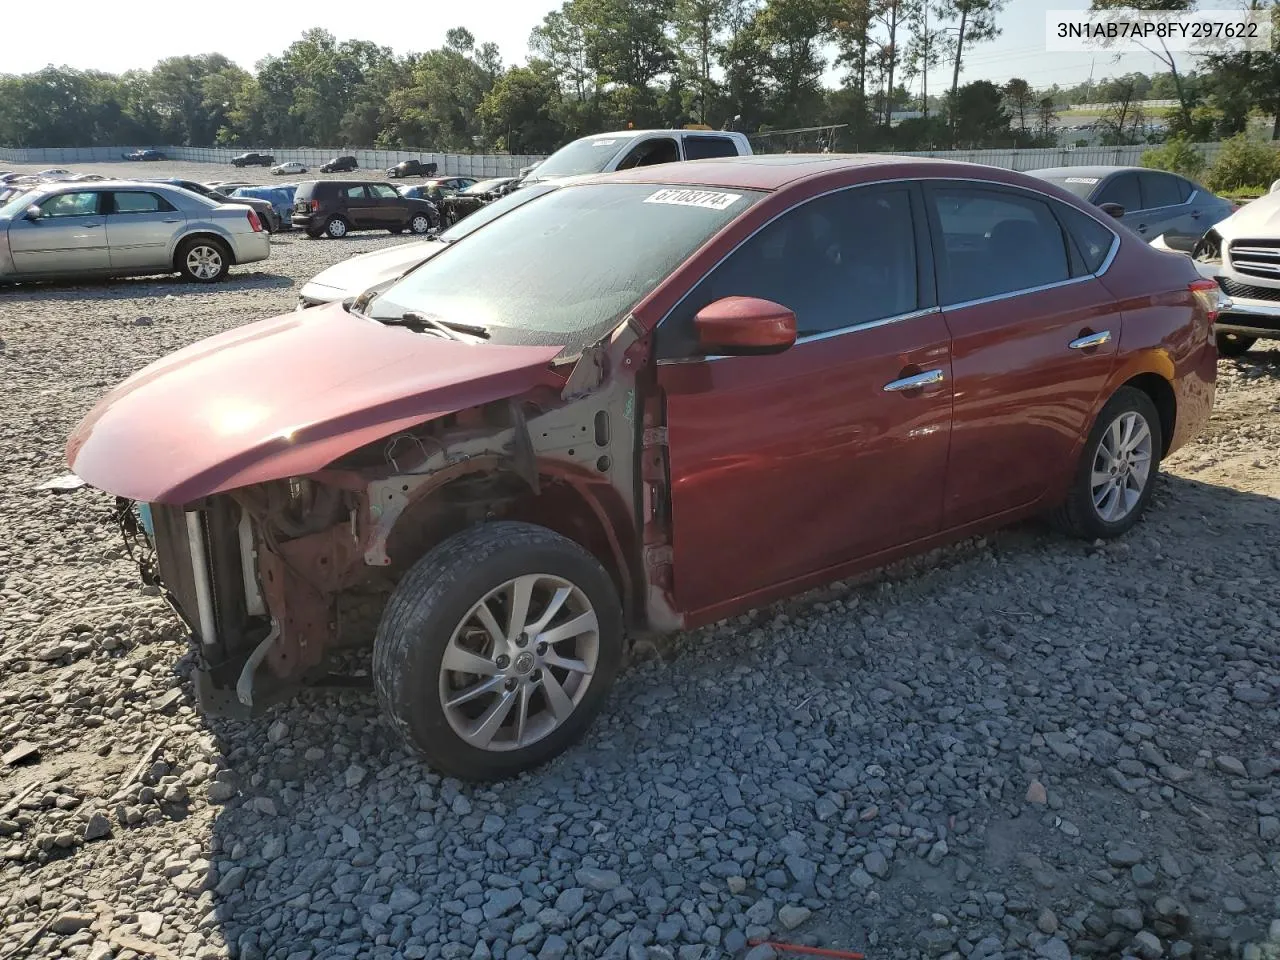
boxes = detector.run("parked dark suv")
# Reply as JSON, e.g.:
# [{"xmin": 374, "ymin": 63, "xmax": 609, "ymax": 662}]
[
  {"xmin": 231, "ymin": 152, "xmax": 275, "ymax": 168},
  {"xmin": 291, "ymin": 180, "xmax": 440, "ymax": 238},
  {"xmin": 387, "ymin": 159, "xmax": 438, "ymax": 179},
  {"xmin": 321, "ymin": 155, "xmax": 359, "ymax": 173}
]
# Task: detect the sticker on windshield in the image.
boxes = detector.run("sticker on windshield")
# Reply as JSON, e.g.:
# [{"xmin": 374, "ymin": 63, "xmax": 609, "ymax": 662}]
[
  {"xmin": 644, "ymin": 188, "xmax": 743, "ymax": 211},
  {"xmin": 592, "ymin": 139, "xmax": 618, "ymax": 146},
  {"xmin": 1064, "ymin": 177, "xmax": 1099, "ymax": 184}
]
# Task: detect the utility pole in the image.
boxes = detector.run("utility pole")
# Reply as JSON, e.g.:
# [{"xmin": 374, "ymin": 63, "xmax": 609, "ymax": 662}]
[{"xmin": 922, "ymin": 0, "xmax": 929, "ymax": 122}]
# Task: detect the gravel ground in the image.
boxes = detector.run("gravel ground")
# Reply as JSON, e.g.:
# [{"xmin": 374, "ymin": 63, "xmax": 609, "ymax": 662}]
[{"xmin": 1, "ymin": 160, "xmax": 1279, "ymax": 960}]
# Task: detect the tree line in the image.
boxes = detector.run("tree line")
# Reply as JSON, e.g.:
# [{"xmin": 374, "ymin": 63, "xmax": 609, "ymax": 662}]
[{"xmin": 2, "ymin": 0, "xmax": 1279, "ymax": 156}]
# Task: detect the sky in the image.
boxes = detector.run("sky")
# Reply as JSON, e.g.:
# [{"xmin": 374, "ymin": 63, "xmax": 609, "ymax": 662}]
[{"xmin": 6, "ymin": 0, "xmax": 1221, "ymax": 96}]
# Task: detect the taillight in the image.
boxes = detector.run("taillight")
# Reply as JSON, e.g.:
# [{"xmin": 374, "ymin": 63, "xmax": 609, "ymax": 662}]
[
  {"xmin": 247, "ymin": 209, "xmax": 263, "ymax": 233},
  {"xmin": 310, "ymin": 199, "xmax": 320, "ymax": 212},
  {"xmin": 1189, "ymin": 278, "xmax": 1221, "ymax": 323}
]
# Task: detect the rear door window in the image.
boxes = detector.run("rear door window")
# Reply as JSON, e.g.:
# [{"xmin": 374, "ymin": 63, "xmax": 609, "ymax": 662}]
[
  {"xmin": 683, "ymin": 136, "xmax": 740, "ymax": 160},
  {"xmin": 927, "ymin": 186, "xmax": 1070, "ymax": 304},
  {"xmin": 1095, "ymin": 173, "xmax": 1141, "ymax": 212},
  {"xmin": 111, "ymin": 192, "xmax": 175, "ymax": 214},
  {"xmin": 1139, "ymin": 171, "xmax": 1185, "ymax": 209},
  {"xmin": 344, "ymin": 185, "xmax": 369, "ymax": 201},
  {"xmin": 369, "ymin": 184, "xmax": 400, "ymax": 199}
]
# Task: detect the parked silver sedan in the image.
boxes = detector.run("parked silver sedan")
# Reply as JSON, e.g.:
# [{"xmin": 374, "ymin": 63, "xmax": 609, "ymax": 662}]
[{"xmin": 0, "ymin": 181, "xmax": 271, "ymax": 284}]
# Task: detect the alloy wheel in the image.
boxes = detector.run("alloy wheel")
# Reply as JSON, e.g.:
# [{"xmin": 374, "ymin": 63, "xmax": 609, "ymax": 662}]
[
  {"xmin": 411, "ymin": 215, "xmax": 431, "ymax": 234},
  {"xmin": 186, "ymin": 245, "xmax": 223, "ymax": 280},
  {"xmin": 438, "ymin": 574, "xmax": 600, "ymax": 752},
  {"xmin": 1091, "ymin": 410, "xmax": 1153, "ymax": 523}
]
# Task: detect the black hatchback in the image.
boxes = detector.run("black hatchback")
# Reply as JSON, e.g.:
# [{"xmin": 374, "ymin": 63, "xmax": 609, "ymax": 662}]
[
  {"xmin": 291, "ymin": 180, "xmax": 440, "ymax": 238},
  {"xmin": 321, "ymin": 155, "xmax": 359, "ymax": 173}
]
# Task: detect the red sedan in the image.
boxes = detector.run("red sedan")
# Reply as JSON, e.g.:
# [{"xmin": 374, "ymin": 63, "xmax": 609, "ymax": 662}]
[{"xmin": 68, "ymin": 155, "xmax": 1218, "ymax": 780}]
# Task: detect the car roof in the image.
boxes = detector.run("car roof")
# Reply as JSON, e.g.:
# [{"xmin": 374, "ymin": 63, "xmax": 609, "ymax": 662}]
[
  {"xmin": 582, "ymin": 153, "xmax": 991, "ymax": 191},
  {"xmin": 584, "ymin": 129, "xmax": 745, "ymax": 139},
  {"xmin": 1023, "ymin": 165, "xmax": 1154, "ymax": 179}
]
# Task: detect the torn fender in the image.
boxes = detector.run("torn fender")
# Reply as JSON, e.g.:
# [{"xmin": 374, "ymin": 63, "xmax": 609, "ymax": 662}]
[{"xmin": 67, "ymin": 302, "xmax": 563, "ymax": 504}]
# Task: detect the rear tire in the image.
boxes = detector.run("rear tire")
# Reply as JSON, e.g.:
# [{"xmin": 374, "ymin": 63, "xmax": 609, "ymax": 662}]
[
  {"xmin": 1216, "ymin": 331, "xmax": 1256, "ymax": 357},
  {"xmin": 373, "ymin": 522, "xmax": 624, "ymax": 781},
  {"xmin": 176, "ymin": 237, "xmax": 230, "ymax": 283},
  {"xmin": 1050, "ymin": 386, "xmax": 1162, "ymax": 541},
  {"xmin": 409, "ymin": 213, "xmax": 432, "ymax": 235},
  {"xmin": 324, "ymin": 217, "xmax": 349, "ymax": 239}
]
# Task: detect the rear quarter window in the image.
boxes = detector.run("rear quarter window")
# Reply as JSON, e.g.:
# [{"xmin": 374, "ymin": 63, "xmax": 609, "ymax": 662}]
[{"xmin": 1054, "ymin": 202, "xmax": 1116, "ymax": 274}]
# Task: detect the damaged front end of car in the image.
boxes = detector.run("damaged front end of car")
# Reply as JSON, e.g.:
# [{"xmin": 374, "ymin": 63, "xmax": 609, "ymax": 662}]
[{"xmin": 90, "ymin": 323, "xmax": 660, "ymax": 718}]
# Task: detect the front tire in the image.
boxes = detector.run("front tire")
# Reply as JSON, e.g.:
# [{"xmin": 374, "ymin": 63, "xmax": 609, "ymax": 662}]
[
  {"xmin": 176, "ymin": 237, "xmax": 230, "ymax": 282},
  {"xmin": 1051, "ymin": 386, "xmax": 1162, "ymax": 540},
  {"xmin": 373, "ymin": 522, "xmax": 624, "ymax": 781},
  {"xmin": 1216, "ymin": 331, "xmax": 1256, "ymax": 357},
  {"xmin": 324, "ymin": 216, "xmax": 349, "ymax": 239}
]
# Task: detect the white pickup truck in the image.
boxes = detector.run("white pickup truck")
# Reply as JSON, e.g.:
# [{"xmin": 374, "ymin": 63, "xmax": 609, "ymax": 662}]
[{"xmin": 522, "ymin": 129, "xmax": 753, "ymax": 184}]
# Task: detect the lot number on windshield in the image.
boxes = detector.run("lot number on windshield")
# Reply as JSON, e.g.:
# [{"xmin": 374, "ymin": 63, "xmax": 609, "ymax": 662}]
[{"xmin": 644, "ymin": 189, "xmax": 743, "ymax": 211}]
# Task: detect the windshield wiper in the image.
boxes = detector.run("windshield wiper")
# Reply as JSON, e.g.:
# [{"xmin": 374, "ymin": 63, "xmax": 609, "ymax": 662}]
[{"xmin": 388, "ymin": 311, "xmax": 490, "ymax": 340}]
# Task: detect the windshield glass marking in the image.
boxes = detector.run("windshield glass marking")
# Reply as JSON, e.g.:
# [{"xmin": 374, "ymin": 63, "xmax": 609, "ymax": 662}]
[
  {"xmin": 1065, "ymin": 177, "xmax": 1099, "ymax": 184},
  {"xmin": 644, "ymin": 188, "xmax": 743, "ymax": 211}
]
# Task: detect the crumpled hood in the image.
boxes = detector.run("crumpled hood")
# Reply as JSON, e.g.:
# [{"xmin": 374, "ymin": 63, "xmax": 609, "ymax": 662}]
[
  {"xmin": 1215, "ymin": 192, "xmax": 1280, "ymax": 240},
  {"xmin": 67, "ymin": 302, "xmax": 563, "ymax": 504},
  {"xmin": 299, "ymin": 241, "xmax": 443, "ymax": 303}
]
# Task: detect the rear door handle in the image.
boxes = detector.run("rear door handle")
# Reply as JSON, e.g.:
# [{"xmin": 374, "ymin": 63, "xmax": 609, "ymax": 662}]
[
  {"xmin": 883, "ymin": 369, "xmax": 945, "ymax": 392},
  {"xmin": 1137, "ymin": 223, "xmax": 1148, "ymax": 233},
  {"xmin": 161, "ymin": 218, "xmax": 181, "ymax": 223},
  {"xmin": 1069, "ymin": 330, "xmax": 1112, "ymax": 350}
]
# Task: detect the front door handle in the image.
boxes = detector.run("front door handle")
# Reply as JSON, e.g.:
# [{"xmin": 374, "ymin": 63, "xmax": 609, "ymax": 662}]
[
  {"xmin": 1190, "ymin": 210, "xmax": 1202, "ymax": 219},
  {"xmin": 161, "ymin": 218, "xmax": 181, "ymax": 223},
  {"xmin": 883, "ymin": 369, "xmax": 945, "ymax": 392},
  {"xmin": 1137, "ymin": 223, "xmax": 1148, "ymax": 233},
  {"xmin": 1069, "ymin": 330, "xmax": 1112, "ymax": 350}
]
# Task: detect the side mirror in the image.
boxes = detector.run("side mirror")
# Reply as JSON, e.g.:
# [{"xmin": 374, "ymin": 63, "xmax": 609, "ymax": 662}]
[
  {"xmin": 23, "ymin": 205, "xmax": 41, "ymax": 221},
  {"xmin": 694, "ymin": 296, "xmax": 796, "ymax": 356},
  {"xmin": 1098, "ymin": 202, "xmax": 1125, "ymax": 219}
]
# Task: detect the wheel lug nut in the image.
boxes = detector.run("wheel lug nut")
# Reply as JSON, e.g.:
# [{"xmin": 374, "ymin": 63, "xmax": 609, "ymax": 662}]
[
  {"xmin": 515, "ymin": 636, "xmax": 527, "ymax": 648},
  {"xmin": 495, "ymin": 655, "xmax": 510, "ymax": 669},
  {"xmin": 504, "ymin": 678, "xmax": 518, "ymax": 691},
  {"xmin": 536, "ymin": 642, "xmax": 548, "ymax": 655},
  {"xmin": 531, "ymin": 669, "xmax": 541, "ymax": 683}
]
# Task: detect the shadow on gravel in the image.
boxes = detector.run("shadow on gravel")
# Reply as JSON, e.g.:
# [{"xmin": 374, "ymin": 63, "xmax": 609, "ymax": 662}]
[
  {"xmin": 192, "ymin": 474, "xmax": 1279, "ymax": 960},
  {"xmin": 0, "ymin": 272, "xmax": 295, "ymax": 301}
]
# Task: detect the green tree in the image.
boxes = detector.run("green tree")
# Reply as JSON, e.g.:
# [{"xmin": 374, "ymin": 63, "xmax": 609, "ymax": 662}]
[
  {"xmin": 477, "ymin": 59, "xmax": 569, "ymax": 153},
  {"xmin": 1140, "ymin": 134, "xmax": 1207, "ymax": 178},
  {"xmin": 1089, "ymin": 0, "xmax": 1199, "ymax": 130},
  {"xmin": 936, "ymin": 0, "xmax": 1007, "ymax": 143}
]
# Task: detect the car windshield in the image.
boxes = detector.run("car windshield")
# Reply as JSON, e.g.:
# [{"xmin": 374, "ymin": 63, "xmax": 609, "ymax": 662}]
[
  {"xmin": 1036, "ymin": 174, "xmax": 1101, "ymax": 200},
  {"xmin": 369, "ymin": 182, "xmax": 762, "ymax": 351},
  {"xmin": 0, "ymin": 190, "xmax": 36, "ymax": 218},
  {"xmin": 436, "ymin": 182, "xmax": 560, "ymax": 241},
  {"xmin": 463, "ymin": 180, "xmax": 501, "ymax": 195},
  {"xmin": 527, "ymin": 135, "xmax": 637, "ymax": 179}
]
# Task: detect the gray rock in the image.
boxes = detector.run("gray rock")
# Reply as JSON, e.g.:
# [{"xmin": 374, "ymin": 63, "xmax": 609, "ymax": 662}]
[
  {"xmin": 743, "ymin": 946, "xmax": 776, "ymax": 960},
  {"xmin": 1113, "ymin": 908, "xmax": 1144, "ymax": 932},
  {"xmin": 51, "ymin": 912, "xmax": 96, "ymax": 934},
  {"xmin": 863, "ymin": 850, "xmax": 890, "ymax": 879},
  {"xmin": 1132, "ymin": 930, "xmax": 1163, "ymax": 960},
  {"xmin": 1259, "ymin": 816, "xmax": 1279, "ymax": 842},
  {"xmin": 917, "ymin": 928, "xmax": 955, "ymax": 956},
  {"xmin": 1216, "ymin": 755, "xmax": 1246, "ymax": 777},
  {"xmin": 1036, "ymin": 908, "xmax": 1058, "ymax": 934},
  {"xmin": 538, "ymin": 935, "xmax": 569, "ymax": 960},
  {"xmin": 745, "ymin": 898, "xmax": 775, "ymax": 926},
  {"xmin": 778, "ymin": 906, "xmax": 811, "ymax": 930},
  {"xmin": 1107, "ymin": 843, "xmax": 1143, "ymax": 867},
  {"xmin": 575, "ymin": 867, "xmax": 621, "ymax": 892},
  {"xmin": 83, "ymin": 811, "xmax": 111, "ymax": 842},
  {"xmin": 554, "ymin": 888, "xmax": 584, "ymax": 914},
  {"xmin": 344, "ymin": 764, "xmax": 367, "ymax": 788},
  {"xmin": 1035, "ymin": 938, "xmax": 1071, "ymax": 960}
]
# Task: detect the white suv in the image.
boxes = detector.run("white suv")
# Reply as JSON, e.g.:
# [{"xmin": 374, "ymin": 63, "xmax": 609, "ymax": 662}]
[
  {"xmin": 522, "ymin": 129, "xmax": 752, "ymax": 183},
  {"xmin": 1156, "ymin": 192, "xmax": 1280, "ymax": 356}
]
